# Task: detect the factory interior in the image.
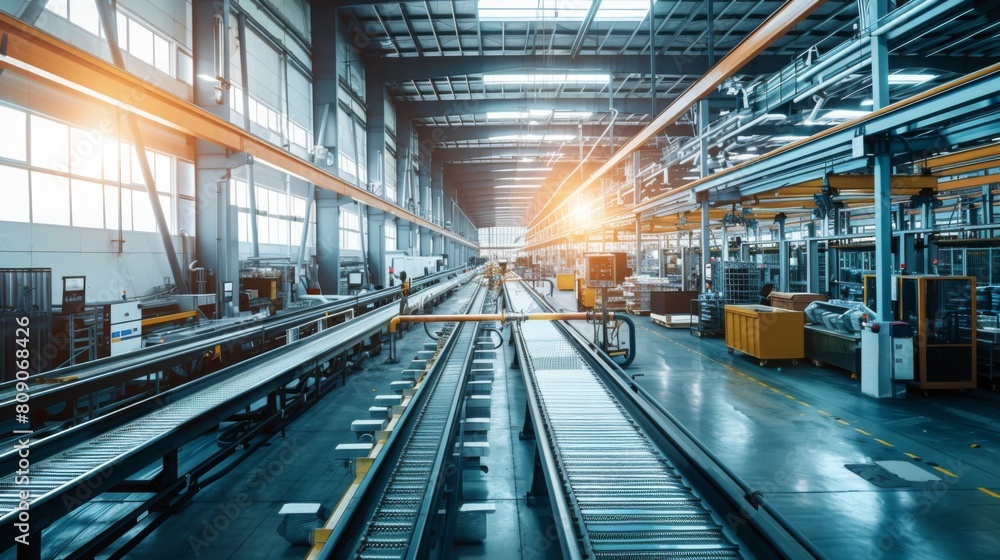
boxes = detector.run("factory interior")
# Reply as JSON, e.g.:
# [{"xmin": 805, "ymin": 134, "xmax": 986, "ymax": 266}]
[{"xmin": 1, "ymin": 0, "xmax": 1000, "ymax": 558}]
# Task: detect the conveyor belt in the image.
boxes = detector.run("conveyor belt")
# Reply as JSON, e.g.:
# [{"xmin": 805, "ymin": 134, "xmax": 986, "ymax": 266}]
[
  {"xmin": 0, "ymin": 272, "xmax": 475, "ymax": 545},
  {"xmin": 320, "ymin": 280, "xmax": 489, "ymax": 559},
  {"xmin": 0, "ymin": 267, "xmax": 469, "ymax": 438},
  {"xmin": 506, "ymin": 281, "xmax": 741, "ymax": 559},
  {"xmin": 356, "ymin": 286, "xmax": 487, "ymax": 558}
]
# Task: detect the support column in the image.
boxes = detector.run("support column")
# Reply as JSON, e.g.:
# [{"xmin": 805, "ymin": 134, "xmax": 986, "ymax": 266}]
[
  {"xmin": 698, "ymin": 94, "xmax": 711, "ymax": 293},
  {"xmin": 192, "ymin": 0, "xmax": 234, "ymax": 313},
  {"xmin": 397, "ymin": 116, "xmax": 413, "ymax": 209},
  {"xmin": 316, "ymin": 191, "xmax": 342, "ymax": 294},
  {"xmin": 635, "ymin": 216, "xmax": 641, "ymax": 276},
  {"xmin": 367, "ymin": 210, "xmax": 386, "ymax": 287},
  {"xmin": 397, "ymin": 220, "xmax": 412, "ymax": 254},
  {"xmin": 419, "ymin": 226, "xmax": 432, "ymax": 256},
  {"xmin": 418, "ymin": 150, "xmax": 431, "ymax": 221},
  {"xmin": 775, "ymin": 213, "xmax": 788, "ymax": 292},
  {"xmin": 871, "ymin": 0, "xmax": 892, "ymax": 320}
]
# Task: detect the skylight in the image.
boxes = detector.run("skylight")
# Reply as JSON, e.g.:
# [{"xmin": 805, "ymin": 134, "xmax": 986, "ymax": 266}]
[
  {"xmin": 484, "ymin": 74, "xmax": 610, "ymax": 85},
  {"xmin": 478, "ymin": 0, "xmax": 649, "ymax": 22},
  {"xmin": 494, "ymin": 184, "xmax": 543, "ymax": 189},
  {"xmin": 552, "ymin": 111, "xmax": 594, "ymax": 119}
]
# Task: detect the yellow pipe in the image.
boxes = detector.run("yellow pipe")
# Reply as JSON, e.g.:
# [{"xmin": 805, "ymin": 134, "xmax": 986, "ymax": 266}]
[
  {"xmin": 388, "ymin": 312, "xmax": 606, "ymax": 334},
  {"xmin": 141, "ymin": 310, "xmax": 199, "ymax": 327}
]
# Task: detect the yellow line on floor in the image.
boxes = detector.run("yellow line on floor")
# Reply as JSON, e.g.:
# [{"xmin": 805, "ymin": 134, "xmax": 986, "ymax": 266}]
[
  {"xmin": 818, "ymin": 410, "xmax": 830, "ymax": 416},
  {"xmin": 856, "ymin": 428, "xmax": 872, "ymax": 436},
  {"xmin": 770, "ymin": 387, "xmax": 782, "ymax": 393},
  {"xmin": 837, "ymin": 419, "xmax": 850, "ymax": 426},
  {"xmin": 785, "ymin": 394, "xmax": 796, "ymax": 399},
  {"xmin": 979, "ymin": 487, "xmax": 1000, "ymax": 499},
  {"xmin": 798, "ymin": 401, "xmax": 810, "ymax": 407},
  {"xmin": 758, "ymin": 382, "xmax": 769, "ymax": 388},
  {"xmin": 875, "ymin": 438, "xmax": 894, "ymax": 447},
  {"xmin": 934, "ymin": 466, "xmax": 958, "ymax": 478},
  {"xmin": 904, "ymin": 452, "xmax": 921, "ymax": 460}
]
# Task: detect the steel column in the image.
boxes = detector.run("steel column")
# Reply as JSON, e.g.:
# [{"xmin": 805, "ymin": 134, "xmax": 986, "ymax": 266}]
[
  {"xmin": 237, "ymin": 13, "xmax": 260, "ymax": 258},
  {"xmin": 872, "ymin": 0, "xmax": 893, "ymax": 320}
]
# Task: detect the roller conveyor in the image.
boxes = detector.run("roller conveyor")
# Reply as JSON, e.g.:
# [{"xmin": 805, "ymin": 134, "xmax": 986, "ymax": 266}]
[
  {"xmin": 321, "ymin": 281, "xmax": 490, "ymax": 559},
  {"xmin": 0, "ymin": 271, "xmax": 475, "ymax": 554},
  {"xmin": 506, "ymin": 281, "xmax": 742, "ymax": 559}
]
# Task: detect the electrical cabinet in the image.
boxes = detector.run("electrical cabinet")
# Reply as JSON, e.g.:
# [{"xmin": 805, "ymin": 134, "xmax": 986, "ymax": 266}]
[
  {"xmin": 897, "ymin": 275, "xmax": 977, "ymax": 389},
  {"xmin": 585, "ymin": 254, "xmax": 618, "ymax": 288}
]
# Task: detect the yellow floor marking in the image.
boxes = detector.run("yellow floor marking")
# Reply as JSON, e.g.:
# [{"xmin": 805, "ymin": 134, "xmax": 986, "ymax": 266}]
[
  {"xmin": 855, "ymin": 428, "xmax": 872, "ymax": 436},
  {"xmin": 837, "ymin": 419, "xmax": 850, "ymax": 426},
  {"xmin": 798, "ymin": 401, "xmax": 811, "ymax": 407},
  {"xmin": 979, "ymin": 488, "xmax": 1000, "ymax": 499},
  {"xmin": 875, "ymin": 439, "xmax": 894, "ymax": 447},
  {"xmin": 747, "ymin": 376, "xmax": 756, "ymax": 381},
  {"xmin": 933, "ymin": 466, "xmax": 958, "ymax": 478},
  {"xmin": 818, "ymin": 410, "xmax": 830, "ymax": 416},
  {"xmin": 770, "ymin": 387, "xmax": 782, "ymax": 393},
  {"xmin": 904, "ymin": 452, "xmax": 921, "ymax": 461},
  {"xmin": 758, "ymin": 382, "xmax": 769, "ymax": 388},
  {"xmin": 784, "ymin": 394, "xmax": 796, "ymax": 400}
]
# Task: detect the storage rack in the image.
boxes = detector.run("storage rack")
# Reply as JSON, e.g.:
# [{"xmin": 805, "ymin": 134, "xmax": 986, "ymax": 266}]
[{"xmin": 711, "ymin": 261, "xmax": 765, "ymax": 305}]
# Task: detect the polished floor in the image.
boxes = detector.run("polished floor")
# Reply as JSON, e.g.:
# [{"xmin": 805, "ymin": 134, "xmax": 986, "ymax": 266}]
[{"xmin": 26, "ymin": 280, "xmax": 1000, "ymax": 559}]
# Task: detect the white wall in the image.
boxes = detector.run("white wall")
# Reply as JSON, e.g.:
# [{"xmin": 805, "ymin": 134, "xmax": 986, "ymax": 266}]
[{"xmin": 0, "ymin": 221, "xmax": 188, "ymax": 305}]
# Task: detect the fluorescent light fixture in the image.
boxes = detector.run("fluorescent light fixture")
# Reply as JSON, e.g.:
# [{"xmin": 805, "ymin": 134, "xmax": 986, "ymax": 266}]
[
  {"xmin": 494, "ymin": 176, "xmax": 548, "ymax": 181},
  {"xmin": 771, "ymin": 136, "xmax": 807, "ymax": 142},
  {"xmin": 484, "ymin": 73, "xmax": 610, "ymax": 85},
  {"xmin": 730, "ymin": 153, "xmax": 758, "ymax": 161},
  {"xmin": 822, "ymin": 110, "xmax": 870, "ymax": 121},
  {"xmin": 486, "ymin": 109, "xmax": 553, "ymax": 120},
  {"xmin": 682, "ymin": 176, "xmax": 700, "ymax": 180},
  {"xmin": 860, "ymin": 99, "xmax": 874, "ymax": 106},
  {"xmin": 491, "ymin": 167, "xmax": 552, "ymax": 172},
  {"xmin": 489, "ymin": 134, "xmax": 543, "ymax": 142},
  {"xmin": 746, "ymin": 146, "xmax": 757, "ymax": 152},
  {"xmin": 552, "ymin": 111, "xmax": 594, "ymax": 119},
  {"xmin": 478, "ymin": 0, "xmax": 649, "ymax": 22},
  {"xmin": 494, "ymin": 184, "xmax": 542, "ymax": 189},
  {"xmin": 487, "ymin": 134, "xmax": 575, "ymax": 142},
  {"xmin": 500, "ymin": 196, "xmax": 534, "ymax": 200},
  {"xmin": 887, "ymin": 73, "xmax": 937, "ymax": 85}
]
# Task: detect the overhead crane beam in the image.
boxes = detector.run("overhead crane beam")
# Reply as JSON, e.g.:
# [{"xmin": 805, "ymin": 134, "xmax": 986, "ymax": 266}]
[{"xmin": 0, "ymin": 13, "xmax": 476, "ymax": 249}]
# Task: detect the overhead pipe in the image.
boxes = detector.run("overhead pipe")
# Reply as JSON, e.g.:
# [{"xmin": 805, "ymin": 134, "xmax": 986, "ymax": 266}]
[{"xmin": 792, "ymin": 58, "xmax": 870, "ymax": 104}]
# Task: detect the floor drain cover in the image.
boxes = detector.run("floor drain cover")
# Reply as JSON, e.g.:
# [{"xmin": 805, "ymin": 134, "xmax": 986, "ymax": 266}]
[{"xmin": 845, "ymin": 462, "xmax": 940, "ymax": 488}]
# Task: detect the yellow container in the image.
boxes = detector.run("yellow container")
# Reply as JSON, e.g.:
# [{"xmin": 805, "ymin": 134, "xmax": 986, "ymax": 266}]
[
  {"xmin": 580, "ymin": 285, "xmax": 596, "ymax": 308},
  {"xmin": 724, "ymin": 304, "xmax": 804, "ymax": 365},
  {"xmin": 556, "ymin": 273, "xmax": 576, "ymax": 291}
]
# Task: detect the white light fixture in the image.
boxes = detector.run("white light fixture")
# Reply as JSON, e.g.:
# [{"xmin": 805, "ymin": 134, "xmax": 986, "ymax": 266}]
[
  {"xmin": 491, "ymin": 167, "xmax": 552, "ymax": 172},
  {"xmin": 478, "ymin": 0, "xmax": 648, "ymax": 22},
  {"xmin": 860, "ymin": 99, "xmax": 874, "ymax": 106},
  {"xmin": 488, "ymin": 134, "xmax": 543, "ymax": 142},
  {"xmin": 484, "ymin": 73, "xmax": 610, "ymax": 85},
  {"xmin": 682, "ymin": 176, "xmax": 700, "ymax": 180},
  {"xmin": 494, "ymin": 176, "xmax": 548, "ymax": 181},
  {"xmin": 494, "ymin": 184, "xmax": 542, "ymax": 189},
  {"xmin": 887, "ymin": 73, "xmax": 937, "ymax": 85},
  {"xmin": 501, "ymin": 196, "xmax": 534, "ymax": 200},
  {"xmin": 730, "ymin": 153, "xmax": 758, "ymax": 161},
  {"xmin": 822, "ymin": 109, "xmax": 870, "ymax": 121},
  {"xmin": 529, "ymin": 109, "xmax": 553, "ymax": 117},
  {"xmin": 552, "ymin": 111, "xmax": 594, "ymax": 119},
  {"xmin": 771, "ymin": 136, "xmax": 808, "ymax": 142}
]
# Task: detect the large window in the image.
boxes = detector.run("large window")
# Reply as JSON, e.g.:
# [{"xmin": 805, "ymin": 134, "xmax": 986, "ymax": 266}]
[
  {"xmin": 0, "ymin": 103, "xmax": 190, "ymax": 235},
  {"xmin": 45, "ymin": 2, "xmax": 190, "ymax": 82},
  {"xmin": 231, "ymin": 179, "xmax": 307, "ymax": 247},
  {"xmin": 339, "ymin": 208, "xmax": 362, "ymax": 251}
]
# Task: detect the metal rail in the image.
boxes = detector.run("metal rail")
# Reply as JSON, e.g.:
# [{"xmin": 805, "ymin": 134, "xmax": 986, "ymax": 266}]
[
  {"xmin": 319, "ymin": 280, "xmax": 490, "ymax": 559},
  {"xmin": 0, "ymin": 271, "xmax": 474, "ymax": 556},
  {"xmin": 0, "ymin": 267, "xmax": 467, "ymax": 433},
  {"xmin": 506, "ymin": 280, "xmax": 818, "ymax": 559}
]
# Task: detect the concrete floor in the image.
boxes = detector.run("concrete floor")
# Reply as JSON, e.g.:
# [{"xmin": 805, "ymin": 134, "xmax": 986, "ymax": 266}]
[{"xmin": 24, "ymin": 280, "xmax": 1000, "ymax": 559}]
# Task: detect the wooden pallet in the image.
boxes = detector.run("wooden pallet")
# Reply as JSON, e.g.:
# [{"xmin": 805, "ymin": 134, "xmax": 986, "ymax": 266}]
[
  {"xmin": 651, "ymin": 313, "xmax": 697, "ymax": 328},
  {"xmin": 627, "ymin": 308, "xmax": 651, "ymax": 316}
]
